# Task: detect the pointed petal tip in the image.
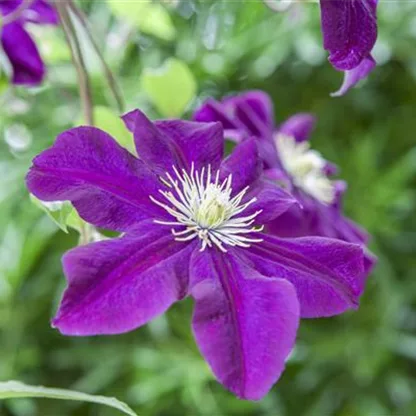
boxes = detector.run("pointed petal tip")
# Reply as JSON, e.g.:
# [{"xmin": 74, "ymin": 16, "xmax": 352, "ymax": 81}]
[{"xmin": 330, "ymin": 56, "xmax": 376, "ymax": 97}]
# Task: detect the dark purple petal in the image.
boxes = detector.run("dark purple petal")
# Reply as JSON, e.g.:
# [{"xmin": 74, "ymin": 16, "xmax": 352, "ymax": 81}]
[
  {"xmin": 277, "ymin": 113, "xmax": 316, "ymax": 142},
  {"xmin": 53, "ymin": 222, "xmax": 196, "ymax": 336},
  {"xmin": 123, "ymin": 109, "xmax": 224, "ymax": 174},
  {"xmin": 243, "ymin": 179, "xmax": 298, "ymax": 224},
  {"xmin": 193, "ymin": 91, "xmax": 275, "ymax": 139},
  {"xmin": 244, "ymin": 234, "xmax": 366, "ymax": 318},
  {"xmin": 155, "ymin": 119, "xmax": 224, "ymax": 172},
  {"xmin": 190, "ymin": 249, "xmax": 299, "ymax": 400},
  {"xmin": 192, "ymin": 98, "xmax": 239, "ymax": 131},
  {"xmin": 269, "ymin": 192, "xmax": 368, "ymax": 244},
  {"xmin": 122, "ymin": 109, "xmax": 178, "ymax": 176},
  {"xmin": 1, "ymin": 22, "xmax": 44, "ymax": 86},
  {"xmin": 224, "ymin": 90, "xmax": 274, "ymax": 138},
  {"xmin": 331, "ymin": 55, "xmax": 376, "ymax": 97},
  {"xmin": 26, "ymin": 126, "xmax": 165, "ymax": 231},
  {"xmin": 319, "ymin": 0, "xmax": 378, "ymax": 71},
  {"xmin": 26, "ymin": 0, "xmax": 59, "ymax": 25},
  {"xmin": 219, "ymin": 139, "xmax": 262, "ymax": 194}
]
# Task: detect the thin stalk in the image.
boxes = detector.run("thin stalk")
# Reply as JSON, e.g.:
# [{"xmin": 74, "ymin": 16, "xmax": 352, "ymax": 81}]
[
  {"xmin": 55, "ymin": 0, "xmax": 95, "ymax": 243},
  {"xmin": 68, "ymin": 0, "xmax": 124, "ymax": 113},
  {"xmin": 55, "ymin": 0, "xmax": 94, "ymax": 125}
]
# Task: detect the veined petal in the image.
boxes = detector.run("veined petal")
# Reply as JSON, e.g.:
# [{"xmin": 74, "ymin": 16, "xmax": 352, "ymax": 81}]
[
  {"xmin": 267, "ymin": 194, "xmax": 376, "ymax": 277},
  {"xmin": 268, "ymin": 193, "xmax": 369, "ymax": 244},
  {"xmin": 53, "ymin": 222, "xmax": 196, "ymax": 336},
  {"xmin": 123, "ymin": 109, "xmax": 224, "ymax": 174},
  {"xmin": 190, "ymin": 249, "xmax": 299, "ymax": 400},
  {"xmin": 155, "ymin": 119, "xmax": 224, "ymax": 172},
  {"xmin": 244, "ymin": 234, "xmax": 366, "ymax": 318},
  {"xmin": 192, "ymin": 98, "xmax": 240, "ymax": 131},
  {"xmin": 242, "ymin": 179, "xmax": 298, "ymax": 224},
  {"xmin": 331, "ymin": 55, "xmax": 376, "ymax": 97},
  {"xmin": 277, "ymin": 113, "xmax": 316, "ymax": 142},
  {"xmin": 319, "ymin": 0, "xmax": 378, "ymax": 71},
  {"xmin": 26, "ymin": 126, "xmax": 164, "ymax": 231},
  {"xmin": 223, "ymin": 90, "xmax": 274, "ymax": 138},
  {"xmin": 219, "ymin": 139, "xmax": 262, "ymax": 194},
  {"xmin": 122, "ymin": 109, "xmax": 178, "ymax": 175},
  {"xmin": 1, "ymin": 22, "xmax": 44, "ymax": 86}
]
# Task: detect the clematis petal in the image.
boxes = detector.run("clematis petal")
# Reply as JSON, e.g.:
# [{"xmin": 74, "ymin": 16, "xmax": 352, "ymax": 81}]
[
  {"xmin": 219, "ymin": 139, "xmax": 262, "ymax": 194},
  {"xmin": 155, "ymin": 119, "xmax": 224, "ymax": 172},
  {"xmin": 267, "ymin": 195, "xmax": 376, "ymax": 276},
  {"xmin": 319, "ymin": 0, "xmax": 378, "ymax": 71},
  {"xmin": 224, "ymin": 90, "xmax": 274, "ymax": 138},
  {"xmin": 122, "ymin": 109, "xmax": 178, "ymax": 175},
  {"xmin": 26, "ymin": 0, "xmax": 59, "ymax": 25},
  {"xmin": 190, "ymin": 249, "xmax": 299, "ymax": 400},
  {"xmin": 53, "ymin": 222, "xmax": 196, "ymax": 336},
  {"xmin": 1, "ymin": 22, "xmax": 44, "ymax": 86},
  {"xmin": 26, "ymin": 126, "xmax": 165, "ymax": 231},
  {"xmin": 331, "ymin": 55, "xmax": 376, "ymax": 97},
  {"xmin": 123, "ymin": 109, "xmax": 224, "ymax": 174},
  {"xmin": 243, "ymin": 179, "xmax": 298, "ymax": 224},
  {"xmin": 268, "ymin": 195, "xmax": 369, "ymax": 244},
  {"xmin": 277, "ymin": 113, "xmax": 316, "ymax": 142},
  {"xmin": 244, "ymin": 234, "xmax": 366, "ymax": 318},
  {"xmin": 192, "ymin": 98, "xmax": 239, "ymax": 131}
]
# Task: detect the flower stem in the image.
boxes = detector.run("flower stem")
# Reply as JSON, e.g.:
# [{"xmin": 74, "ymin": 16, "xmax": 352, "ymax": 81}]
[
  {"xmin": 55, "ymin": 0, "xmax": 95, "ymax": 243},
  {"xmin": 68, "ymin": 0, "xmax": 125, "ymax": 114},
  {"xmin": 55, "ymin": 0, "xmax": 94, "ymax": 125}
]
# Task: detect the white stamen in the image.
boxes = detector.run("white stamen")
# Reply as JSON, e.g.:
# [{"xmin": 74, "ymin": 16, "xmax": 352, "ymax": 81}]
[
  {"xmin": 150, "ymin": 164, "xmax": 264, "ymax": 252},
  {"xmin": 275, "ymin": 133, "xmax": 336, "ymax": 204}
]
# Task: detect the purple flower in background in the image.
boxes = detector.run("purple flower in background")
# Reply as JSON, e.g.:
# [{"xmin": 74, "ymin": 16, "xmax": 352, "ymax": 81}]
[
  {"xmin": 193, "ymin": 90, "xmax": 375, "ymax": 271},
  {"xmin": 0, "ymin": 0, "xmax": 58, "ymax": 85},
  {"xmin": 319, "ymin": 0, "xmax": 378, "ymax": 96},
  {"xmin": 27, "ymin": 110, "xmax": 367, "ymax": 400},
  {"xmin": 265, "ymin": 0, "xmax": 378, "ymax": 95}
]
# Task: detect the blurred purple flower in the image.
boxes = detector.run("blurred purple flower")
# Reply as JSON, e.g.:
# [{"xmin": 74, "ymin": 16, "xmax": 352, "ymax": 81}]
[
  {"xmin": 193, "ymin": 90, "xmax": 376, "ymax": 271},
  {"xmin": 26, "ymin": 110, "xmax": 367, "ymax": 400},
  {"xmin": 265, "ymin": 0, "xmax": 378, "ymax": 95},
  {"xmin": 0, "ymin": 0, "xmax": 58, "ymax": 85},
  {"xmin": 319, "ymin": 0, "xmax": 378, "ymax": 96}
]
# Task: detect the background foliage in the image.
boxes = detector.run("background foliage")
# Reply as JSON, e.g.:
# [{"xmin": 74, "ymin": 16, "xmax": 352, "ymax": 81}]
[{"xmin": 1, "ymin": 1, "xmax": 416, "ymax": 415}]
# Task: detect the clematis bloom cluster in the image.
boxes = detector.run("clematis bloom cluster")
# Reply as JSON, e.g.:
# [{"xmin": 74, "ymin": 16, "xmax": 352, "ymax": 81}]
[
  {"xmin": 27, "ymin": 108, "xmax": 371, "ymax": 400},
  {"xmin": 0, "ymin": 0, "xmax": 58, "ymax": 85},
  {"xmin": 194, "ymin": 90, "xmax": 375, "ymax": 270}
]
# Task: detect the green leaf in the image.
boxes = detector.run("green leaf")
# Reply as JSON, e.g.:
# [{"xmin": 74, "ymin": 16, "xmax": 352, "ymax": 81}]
[
  {"xmin": 0, "ymin": 381, "xmax": 138, "ymax": 416},
  {"xmin": 66, "ymin": 209, "xmax": 85, "ymax": 235},
  {"xmin": 141, "ymin": 58, "xmax": 196, "ymax": 117},
  {"xmin": 107, "ymin": 0, "xmax": 175, "ymax": 41},
  {"xmin": 92, "ymin": 106, "xmax": 136, "ymax": 154},
  {"xmin": 30, "ymin": 195, "xmax": 73, "ymax": 233}
]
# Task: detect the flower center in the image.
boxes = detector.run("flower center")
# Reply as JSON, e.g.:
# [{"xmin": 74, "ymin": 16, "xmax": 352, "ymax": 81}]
[
  {"xmin": 150, "ymin": 164, "xmax": 264, "ymax": 252},
  {"xmin": 275, "ymin": 133, "xmax": 336, "ymax": 204}
]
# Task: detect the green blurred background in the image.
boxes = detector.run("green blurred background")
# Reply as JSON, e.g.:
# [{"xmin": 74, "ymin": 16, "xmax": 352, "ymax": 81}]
[{"xmin": 1, "ymin": 1, "xmax": 416, "ymax": 415}]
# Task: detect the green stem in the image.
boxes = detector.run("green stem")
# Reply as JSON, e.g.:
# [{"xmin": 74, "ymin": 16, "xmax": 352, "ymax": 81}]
[
  {"xmin": 55, "ymin": 1, "xmax": 95, "ymax": 243},
  {"xmin": 55, "ymin": 0, "xmax": 94, "ymax": 126},
  {"xmin": 68, "ymin": 0, "xmax": 125, "ymax": 113}
]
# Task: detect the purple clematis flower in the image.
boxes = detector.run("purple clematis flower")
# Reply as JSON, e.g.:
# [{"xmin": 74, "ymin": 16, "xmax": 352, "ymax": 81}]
[
  {"xmin": 27, "ymin": 110, "xmax": 367, "ymax": 400},
  {"xmin": 265, "ymin": 0, "xmax": 378, "ymax": 95},
  {"xmin": 193, "ymin": 90, "xmax": 375, "ymax": 272},
  {"xmin": 319, "ymin": 0, "xmax": 378, "ymax": 96},
  {"xmin": 0, "ymin": 0, "xmax": 58, "ymax": 85}
]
